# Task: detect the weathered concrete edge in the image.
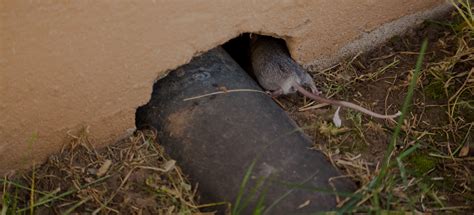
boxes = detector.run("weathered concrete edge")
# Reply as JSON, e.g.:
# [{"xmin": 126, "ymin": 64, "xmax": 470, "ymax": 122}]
[{"xmin": 306, "ymin": 3, "xmax": 453, "ymax": 71}]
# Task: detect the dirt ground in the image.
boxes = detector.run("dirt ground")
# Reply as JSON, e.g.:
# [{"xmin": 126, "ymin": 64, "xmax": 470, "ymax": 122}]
[
  {"xmin": 1, "ymin": 130, "xmax": 203, "ymax": 214},
  {"xmin": 285, "ymin": 11, "xmax": 473, "ymax": 213},
  {"xmin": 1, "ymin": 8, "xmax": 473, "ymax": 215}
]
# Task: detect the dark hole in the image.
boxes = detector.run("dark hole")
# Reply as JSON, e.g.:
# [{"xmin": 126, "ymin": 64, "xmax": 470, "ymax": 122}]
[
  {"xmin": 221, "ymin": 33, "xmax": 253, "ymax": 75},
  {"xmin": 136, "ymin": 34, "xmax": 288, "ymax": 129},
  {"xmin": 222, "ymin": 33, "xmax": 290, "ymax": 79}
]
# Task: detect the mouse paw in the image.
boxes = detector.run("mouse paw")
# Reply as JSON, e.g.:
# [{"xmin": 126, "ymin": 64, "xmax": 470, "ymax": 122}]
[
  {"xmin": 267, "ymin": 89, "xmax": 283, "ymax": 98},
  {"xmin": 310, "ymin": 86, "xmax": 322, "ymax": 95}
]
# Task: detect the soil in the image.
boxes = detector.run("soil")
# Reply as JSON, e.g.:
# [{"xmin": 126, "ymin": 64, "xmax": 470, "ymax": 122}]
[
  {"xmin": 282, "ymin": 13, "xmax": 473, "ymax": 212},
  {"xmin": 0, "ymin": 130, "xmax": 201, "ymax": 214}
]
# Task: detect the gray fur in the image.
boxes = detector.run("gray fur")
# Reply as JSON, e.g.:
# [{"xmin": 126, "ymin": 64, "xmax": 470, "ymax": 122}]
[
  {"xmin": 250, "ymin": 37, "xmax": 318, "ymax": 95},
  {"xmin": 250, "ymin": 36, "xmax": 401, "ymax": 120}
]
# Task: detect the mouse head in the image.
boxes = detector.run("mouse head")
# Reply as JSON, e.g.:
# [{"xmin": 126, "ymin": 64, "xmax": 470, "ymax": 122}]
[{"xmin": 294, "ymin": 66, "xmax": 319, "ymax": 94}]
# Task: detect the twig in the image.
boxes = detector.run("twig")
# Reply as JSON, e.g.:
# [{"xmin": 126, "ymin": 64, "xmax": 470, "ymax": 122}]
[
  {"xmin": 16, "ymin": 176, "xmax": 111, "ymax": 213},
  {"xmin": 183, "ymin": 89, "xmax": 266, "ymax": 101}
]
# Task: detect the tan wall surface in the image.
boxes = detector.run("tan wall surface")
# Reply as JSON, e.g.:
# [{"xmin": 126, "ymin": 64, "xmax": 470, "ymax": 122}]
[{"xmin": 0, "ymin": 0, "xmax": 446, "ymax": 174}]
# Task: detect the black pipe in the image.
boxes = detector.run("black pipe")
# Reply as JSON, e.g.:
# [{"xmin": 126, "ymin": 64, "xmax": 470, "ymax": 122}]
[{"xmin": 136, "ymin": 47, "xmax": 355, "ymax": 214}]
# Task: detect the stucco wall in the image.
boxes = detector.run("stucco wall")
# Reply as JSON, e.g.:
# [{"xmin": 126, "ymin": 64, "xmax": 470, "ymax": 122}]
[{"xmin": 0, "ymin": 0, "xmax": 448, "ymax": 174}]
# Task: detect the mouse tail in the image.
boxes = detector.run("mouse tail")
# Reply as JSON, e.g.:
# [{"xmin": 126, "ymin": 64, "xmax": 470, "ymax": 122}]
[
  {"xmin": 295, "ymin": 84, "xmax": 401, "ymax": 119},
  {"xmin": 338, "ymin": 101, "xmax": 402, "ymax": 119}
]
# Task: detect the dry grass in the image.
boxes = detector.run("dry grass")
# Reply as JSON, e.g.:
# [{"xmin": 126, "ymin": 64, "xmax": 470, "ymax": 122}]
[
  {"xmin": 284, "ymin": 6, "xmax": 473, "ymax": 213},
  {"xmin": 1, "ymin": 3, "xmax": 473, "ymax": 215},
  {"xmin": 1, "ymin": 129, "xmax": 202, "ymax": 214}
]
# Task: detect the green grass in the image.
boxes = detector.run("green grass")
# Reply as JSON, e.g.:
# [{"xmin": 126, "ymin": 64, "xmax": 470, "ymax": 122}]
[
  {"xmin": 1, "ymin": 2, "xmax": 472, "ymax": 214},
  {"xmin": 336, "ymin": 39, "xmax": 429, "ymax": 214},
  {"xmin": 0, "ymin": 131, "xmax": 201, "ymax": 214},
  {"xmin": 231, "ymin": 3, "xmax": 474, "ymax": 212},
  {"xmin": 230, "ymin": 40, "xmax": 430, "ymax": 214}
]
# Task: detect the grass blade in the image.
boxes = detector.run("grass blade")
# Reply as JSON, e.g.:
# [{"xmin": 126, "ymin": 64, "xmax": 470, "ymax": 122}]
[
  {"xmin": 338, "ymin": 39, "xmax": 428, "ymax": 214},
  {"xmin": 374, "ymin": 39, "xmax": 428, "ymax": 189},
  {"xmin": 232, "ymin": 159, "xmax": 257, "ymax": 215},
  {"xmin": 16, "ymin": 175, "xmax": 110, "ymax": 213}
]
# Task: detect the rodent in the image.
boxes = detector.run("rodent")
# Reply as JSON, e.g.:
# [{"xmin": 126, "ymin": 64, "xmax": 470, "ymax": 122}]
[{"xmin": 250, "ymin": 36, "xmax": 400, "ymax": 119}]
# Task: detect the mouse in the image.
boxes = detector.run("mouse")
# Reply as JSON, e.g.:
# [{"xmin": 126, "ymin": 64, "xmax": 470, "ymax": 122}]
[{"xmin": 250, "ymin": 36, "xmax": 401, "ymax": 119}]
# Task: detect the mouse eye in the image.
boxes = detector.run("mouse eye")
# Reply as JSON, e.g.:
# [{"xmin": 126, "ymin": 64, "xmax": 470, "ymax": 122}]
[{"xmin": 290, "ymin": 86, "xmax": 298, "ymax": 93}]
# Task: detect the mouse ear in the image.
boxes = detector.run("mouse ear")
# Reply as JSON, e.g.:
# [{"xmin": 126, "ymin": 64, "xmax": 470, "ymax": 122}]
[{"xmin": 289, "ymin": 86, "xmax": 298, "ymax": 94}]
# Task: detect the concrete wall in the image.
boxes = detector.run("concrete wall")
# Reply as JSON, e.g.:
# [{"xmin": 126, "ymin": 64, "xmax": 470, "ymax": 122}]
[{"xmin": 0, "ymin": 0, "xmax": 448, "ymax": 174}]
